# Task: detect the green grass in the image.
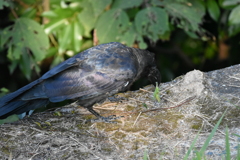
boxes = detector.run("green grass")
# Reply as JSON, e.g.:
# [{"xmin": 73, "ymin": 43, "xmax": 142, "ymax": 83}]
[
  {"xmin": 143, "ymin": 109, "xmax": 240, "ymax": 159},
  {"xmin": 184, "ymin": 109, "xmax": 240, "ymax": 159}
]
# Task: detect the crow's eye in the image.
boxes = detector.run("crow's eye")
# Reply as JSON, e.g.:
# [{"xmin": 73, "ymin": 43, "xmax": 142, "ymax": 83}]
[{"xmin": 124, "ymin": 81, "xmax": 129, "ymax": 87}]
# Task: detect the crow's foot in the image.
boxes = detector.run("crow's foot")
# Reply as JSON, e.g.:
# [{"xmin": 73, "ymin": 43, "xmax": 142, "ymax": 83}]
[
  {"xmin": 89, "ymin": 115, "xmax": 124, "ymax": 123},
  {"xmin": 108, "ymin": 95, "xmax": 126, "ymax": 102}
]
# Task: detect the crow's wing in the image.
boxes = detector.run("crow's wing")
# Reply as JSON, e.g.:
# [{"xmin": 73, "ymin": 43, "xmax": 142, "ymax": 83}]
[
  {"xmin": 21, "ymin": 59, "xmax": 137, "ymax": 103},
  {"xmin": 1, "ymin": 42, "xmax": 138, "ymax": 104},
  {"xmin": 41, "ymin": 42, "xmax": 130, "ymax": 80},
  {"xmin": 41, "ymin": 56, "xmax": 83, "ymax": 80},
  {"xmin": 21, "ymin": 43, "xmax": 139, "ymax": 102},
  {"xmin": 0, "ymin": 57, "xmax": 83, "ymax": 107}
]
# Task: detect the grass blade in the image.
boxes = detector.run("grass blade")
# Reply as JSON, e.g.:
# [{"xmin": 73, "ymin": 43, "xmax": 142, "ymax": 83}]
[
  {"xmin": 197, "ymin": 109, "xmax": 227, "ymax": 157},
  {"xmin": 225, "ymin": 126, "xmax": 231, "ymax": 160},
  {"xmin": 143, "ymin": 149, "xmax": 148, "ymax": 160},
  {"xmin": 183, "ymin": 128, "xmax": 201, "ymax": 160},
  {"xmin": 237, "ymin": 144, "xmax": 240, "ymax": 160}
]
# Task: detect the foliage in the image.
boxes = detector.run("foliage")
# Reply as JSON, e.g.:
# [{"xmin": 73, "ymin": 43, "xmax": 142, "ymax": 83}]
[
  {"xmin": 0, "ymin": 0, "xmax": 11, "ymax": 9},
  {"xmin": 0, "ymin": 0, "xmax": 240, "ymax": 80},
  {"xmin": 0, "ymin": 114, "xmax": 19, "ymax": 125},
  {"xmin": 0, "ymin": 87, "xmax": 9, "ymax": 97},
  {"xmin": 1, "ymin": 17, "xmax": 49, "ymax": 80},
  {"xmin": 0, "ymin": 0, "xmax": 202, "ymax": 80},
  {"xmin": 153, "ymin": 82, "xmax": 160, "ymax": 102}
]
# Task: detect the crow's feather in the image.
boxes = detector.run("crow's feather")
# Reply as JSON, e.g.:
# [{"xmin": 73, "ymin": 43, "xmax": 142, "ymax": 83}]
[{"xmin": 0, "ymin": 42, "xmax": 161, "ymax": 121}]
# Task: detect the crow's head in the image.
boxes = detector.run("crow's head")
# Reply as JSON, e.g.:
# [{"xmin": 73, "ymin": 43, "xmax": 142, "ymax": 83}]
[
  {"xmin": 131, "ymin": 48, "xmax": 161, "ymax": 86},
  {"xmin": 147, "ymin": 65, "xmax": 161, "ymax": 86}
]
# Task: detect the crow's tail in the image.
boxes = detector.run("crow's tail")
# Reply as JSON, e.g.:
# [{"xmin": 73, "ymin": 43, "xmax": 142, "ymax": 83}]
[
  {"xmin": 0, "ymin": 79, "xmax": 48, "ymax": 119},
  {"xmin": 0, "ymin": 98, "xmax": 49, "ymax": 119}
]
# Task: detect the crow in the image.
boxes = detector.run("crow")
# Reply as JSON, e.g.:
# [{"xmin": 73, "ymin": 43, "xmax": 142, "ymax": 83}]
[{"xmin": 0, "ymin": 42, "xmax": 161, "ymax": 122}]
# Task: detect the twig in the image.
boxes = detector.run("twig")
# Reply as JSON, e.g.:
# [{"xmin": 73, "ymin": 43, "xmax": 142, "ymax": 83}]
[
  {"xmin": 30, "ymin": 127, "xmax": 48, "ymax": 134},
  {"xmin": 29, "ymin": 152, "xmax": 42, "ymax": 160},
  {"xmin": 194, "ymin": 114, "xmax": 235, "ymax": 140},
  {"xmin": 49, "ymin": 34, "xmax": 58, "ymax": 47},
  {"xmin": 94, "ymin": 103, "xmax": 118, "ymax": 110},
  {"xmin": 93, "ymin": 29, "xmax": 98, "ymax": 46},
  {"xmin": 140, "ymin": 88, "xmax": 153, "ymax": 93},
  {"xmin": 133, "ymin": 112, "xmax": 142, "ymax": 127},
  {"xmin": 141, "ymin": 96, "xmax": 196, "ymax": 113},
  {"xmin": 129, "ymin": 98, "xmax": 155, "ymax": 107},
  {"xmin": 10, "ymin": 8, "xmax": 18, "ymax": 19},
  {"xmin": 69, "ymin": 136, "xmax": 104, "ymax": 159}
]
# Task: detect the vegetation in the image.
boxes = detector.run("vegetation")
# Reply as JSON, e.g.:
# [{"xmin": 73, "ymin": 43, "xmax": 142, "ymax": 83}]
[
  {"xmin": 1, "ymin": 1, "xmax": 240, "ymax": 159},
  {"xmin": 1, "ymin": 0, "xmax": 240, "ymax": 84}
]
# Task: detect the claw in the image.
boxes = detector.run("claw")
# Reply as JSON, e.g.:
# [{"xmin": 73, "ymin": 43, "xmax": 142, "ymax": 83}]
[
  {"xmin": 108, "ymin": 95, "xmax": 126, "ymax": 102},
  {"xmin": 86, "ymin": 107, "xmax": 124, "ymax": 123},
  {"xmin": 89, "ymin": 115, "xmax": 124, "ymax": 123}
]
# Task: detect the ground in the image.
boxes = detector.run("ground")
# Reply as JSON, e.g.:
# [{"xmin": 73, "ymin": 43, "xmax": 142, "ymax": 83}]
[{"xmin": 1, "ymin": 66, "xmax": 240, "ymax": 159}]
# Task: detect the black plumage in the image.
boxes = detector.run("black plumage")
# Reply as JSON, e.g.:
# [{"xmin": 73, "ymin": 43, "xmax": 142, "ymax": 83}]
[{"xmin": 0, "ymin": 42, "xmax": 161, "ymax": 121}]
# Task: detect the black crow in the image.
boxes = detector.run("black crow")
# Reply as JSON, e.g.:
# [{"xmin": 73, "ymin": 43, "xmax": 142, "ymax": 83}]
[{"xmin": 0, "ymin": 42, "xmax": 161, "ymax": 122}]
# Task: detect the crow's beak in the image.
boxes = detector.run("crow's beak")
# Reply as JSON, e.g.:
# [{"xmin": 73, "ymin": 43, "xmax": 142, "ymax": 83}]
[{"xmin": 148, "ymin": 66, "xmax": 161, "ymax": 86}]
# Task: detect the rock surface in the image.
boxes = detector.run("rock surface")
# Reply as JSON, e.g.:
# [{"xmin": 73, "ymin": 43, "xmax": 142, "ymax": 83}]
[{"xmin": 1, "ymin": 64, "xmax": 240, "ymax": 160}]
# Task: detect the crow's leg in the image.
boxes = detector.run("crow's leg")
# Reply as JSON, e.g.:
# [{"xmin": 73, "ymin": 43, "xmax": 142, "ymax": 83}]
[
  {"xmin": 77, "ymin": 96, "xmax": 124, "ymax": 123},
  {"xmin": 87, "ymin": 107, "xmax": 123, "ymax": 123},
  {"xmin": 107, "ymin": 94, "xmax": 126, "ymax": 102}
]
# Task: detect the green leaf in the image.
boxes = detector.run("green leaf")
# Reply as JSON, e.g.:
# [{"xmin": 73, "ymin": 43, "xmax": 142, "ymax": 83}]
[
  {"xmin": 229, "ymin": 5, "xmax": 240, "ymax": 24},
  {"xmin": 0, "ymin": 87, "xmax": 9, "ymax": 97},
  {"xmin": 54, "ymin": 111, "xmax": 62, "ymax": 116},
  {"xmin": 41, "ymin": 10, "xmax": 59, "ymax": 18},
  {"xmin": 142, "ymin": 103, "xmax": 148, "ymax": 109},
  {"xmin": 21, "ymin": 0, "xmax": 37, "ymax": 5},
  {"xmin": 78, "ymin": 0, "xmax": 96, "ymax": 37},
  {"xmin": 8, "ymin": 60, "xmax": 18, "ymax": 74},
  {"xmin": 185, "ymin": 30, "xmax": 199, "ymax": 39},
  {"xmin": 7, "ymin": 45, "xmax": 21, "ymax": 60},
  {"xmin": 150, "ymin": 0, "xmax": 164, "ymax": 7},
  {"xmin": 207, "ymin": 0, "xmax": 220, "ymax": 21},
  {"xmin": 2, "ymin": 18, "xmax": 49, "ymax": 61},
  {"xmin": 120, "ymin": 25, "xmax": 136, "ymax": 46},
  {"xmin": 159, "ymin": 30, "xmax": 171, "ymax": 40},
  {"xmin": 96, "ymin": 9, "xmax": 129, "ymax": 43},
  {"xmin": 90, "ymin": 0, "xmax": 112, "ymax": 17},
  {"xmin": 52, "ymin": 8, "xmax": 76, "ymax": 19},
  {"xmin": 81, "ymin": 40, "xmax": 93, "ymax": 51},
  {"xmin": 136, "ymin": 35, "xmax": 147, "ymax": 49},
  {"xmin": 1, "ymin": 17, "xmax": 49, "ymax": 79},
  {"xmin": 153, "ymin": 82, "xmax": 160, "ymax": 102},
  {"xmin": 222, "ymin": 0, "xmax": 240, "ymax": 7},
  {"xmin": 46, "ymin": 47, "xmax": 58, "ymax": 58},
  {"xmin": 58, "ymin": 23, "xmax": 72, "ymax": 53},
  {"xmin": 165, "ymin": 1, "xmax": 205, "ymax": 31},
  {"xmin": 73, "ymin": 20, "xmax": 84, "ymax": 52},
  {"xmin": 112, "ymin": 0, "xmax": 143, "ymax": 9},
  {"xmin": 0, "ymin": 0, "xmax": 11, "ymax": 9},
  {"xmin": 34, "ymin": 122, "xmax": 42, "ymax": 128},
  {"xmin": 135, "ymin": 7, "xmax": 169, "ymax": 42},
  {"xmin": 0, "ymin": 114, "xmax": 19, "ymax": 125},
  {"xmin": 44, "ymin": 19, "xmax": 68, "ymax": 34},
  {"xmin": 126, "ymin": 8, "xmax": 140, "ymax": 19},
  {"xmin": 19, "ymin": 48, "xmax": 32, "ymax": 80},
  {"xmin": 50, "ymin": 54, "xmax": 64, "ymax": 68},
  {"xmin": 21, "ymin": 7, "xmax": 37, "ymax": 18}
]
